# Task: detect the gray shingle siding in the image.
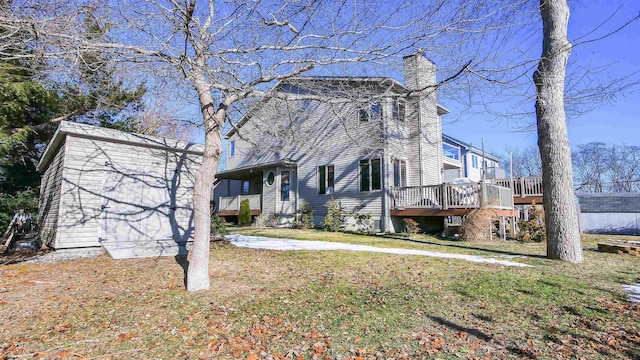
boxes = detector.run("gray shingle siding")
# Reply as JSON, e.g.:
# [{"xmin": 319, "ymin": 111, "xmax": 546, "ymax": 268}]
[
  {"xmin": 37, "ymin": 122, "xmax": 203, "ymax": 249},
  {"xmin": 38, "ymin": 140, "xmax": 66, "ymax": 248},
  {"xmin": 227, "ymin": 99, "xmax": 385, "ymax": 219},
  {"xmin": 577, "ymin": 193, "xmax": 640, "ymax": 213}
]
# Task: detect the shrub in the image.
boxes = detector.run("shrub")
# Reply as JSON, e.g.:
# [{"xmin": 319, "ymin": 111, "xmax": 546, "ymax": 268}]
[
  {"xmin": 353, "ymin": 212, "xmax": 374, "ymax": 234},
  {"xmin": 517, "ymin": 201, "xmax": 546, "ymax": 243},
  {"xmin": 295, "ymin": 200, "xmax": 315, "ymax": 229},
  {"xmin": 403, "ymin": 218, "xmax": 420, "ymax": 235},
  {"xmin": 238, "ymin": 199, "xmax": 251, "ymax": 226},
  {"xmin": 210, "ymin": 214, "xmax": 228, "ymax": 237},
  {"xmin": 254, "ymin": 212, "xmax": 280, "ymax": 227},
  {"xmin": 322, "ymin": 197, "xmax": 345, "ymax": 232},
  {"xmin": 460, "ymin": 206, "xmax": 498, "ymax": 243}
]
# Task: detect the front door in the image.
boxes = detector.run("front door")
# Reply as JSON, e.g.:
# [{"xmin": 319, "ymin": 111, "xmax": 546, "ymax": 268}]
[{"xmin": 276, "ymin": 168, "xmax": 295, "ymax": 215}]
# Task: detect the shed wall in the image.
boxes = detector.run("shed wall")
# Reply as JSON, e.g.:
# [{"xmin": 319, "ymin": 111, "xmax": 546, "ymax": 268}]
[
  {"xmin": 54, "ymin": 135, "xmax": 201, "ymax": 249},
  {"xmin": 577, "ymin": 192, "xmax": 640, "ymax": 235},
  {"xmin": 38, "ymin": 141, "xmax": 67, "ymax": 248}
]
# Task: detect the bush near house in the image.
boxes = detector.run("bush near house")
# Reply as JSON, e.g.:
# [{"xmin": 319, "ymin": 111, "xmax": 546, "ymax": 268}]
[
  {"xmin": 238, "ymin": 199, "xmax": 251, "ymax": 226},
  {"xmin": 254, "ymin": 213, "xmax": 280, "ymax": 228},
  {"xmin": 322, "ymin": 196, "xmax": 346, "ymax": 232},
  {"xmin": 210, "ymin": 214, "xmax": 227, "ymax": 237},
  {"xmin": 293, "ymin": 200, "xmax": 315, "ymax": 229},
  {"xmin": 517, "ymin": 201, "xmax": 546, "ymax": 243},
  {"xmin": 353, "ymin": 212, "xmax": 374, "ymax": 234}
]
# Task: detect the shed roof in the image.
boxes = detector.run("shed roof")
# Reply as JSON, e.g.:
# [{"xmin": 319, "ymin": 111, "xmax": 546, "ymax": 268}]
[{"xmin": 37, "ymin": 121, "xmax": 204, "ymax": 173}]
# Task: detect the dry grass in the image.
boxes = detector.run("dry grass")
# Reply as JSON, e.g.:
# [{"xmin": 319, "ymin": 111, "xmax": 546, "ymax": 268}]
[
  {"xmin": 460, "ymin": 207, "xmax": 498, "ymax": 243},
  {"xmin": 0, "ymin": 232, "xmax": 638, "ymax": 359}
]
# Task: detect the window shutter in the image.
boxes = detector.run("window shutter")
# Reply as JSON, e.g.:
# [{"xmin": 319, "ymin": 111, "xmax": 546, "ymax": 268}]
[
  {"xmin": 319, "ymin": 166, "xmax": 326, "ymax": 194},
  {"xmin": 371, "ymin": 159, "xmax": 381, "ymax": 190},
  {"xmin": 360, "ymin": 160, "xmax": 370, "ymax": 191},
  {"xmin": 393, "ymin": 159, "xmax": 400, "ymax": 187}
]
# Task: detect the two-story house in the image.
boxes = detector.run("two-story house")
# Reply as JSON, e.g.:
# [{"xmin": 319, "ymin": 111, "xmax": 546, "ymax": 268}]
[{"xmin": 214, "ymin": 52, "xmax": 514, "ymax": 232}]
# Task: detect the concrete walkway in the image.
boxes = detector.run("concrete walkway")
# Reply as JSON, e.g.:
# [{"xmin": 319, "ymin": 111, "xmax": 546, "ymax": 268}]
[{"xmin": 225, "ymin": 234, "xmax": 533, "ymax": 268}]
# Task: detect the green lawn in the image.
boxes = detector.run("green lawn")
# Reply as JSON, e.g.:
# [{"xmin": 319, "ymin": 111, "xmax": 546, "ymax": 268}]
[{"xmin": 1, "ymin": 230, "xmax": 638, "ymax": 359}]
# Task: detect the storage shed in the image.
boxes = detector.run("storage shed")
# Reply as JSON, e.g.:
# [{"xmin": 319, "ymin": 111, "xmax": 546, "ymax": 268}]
[
  {"xmin": 577, "ymin": 192, "xmax": 640, "ymax": 235},
  {"xmin": 37, "ymin": 121, "xmax": 204, "ymax": 258}
]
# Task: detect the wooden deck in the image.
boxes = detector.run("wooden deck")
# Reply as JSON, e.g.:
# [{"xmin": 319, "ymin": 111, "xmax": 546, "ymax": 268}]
[
  {"xmin": 391, "ymin": 182, "xmax": 515, "ymax": 215},
  {"xmin": 491, "ymin": 177, "xmax": 544, "ymax": 203},
  {"xmin": 390, "ymin": 208, "xmax": 516, "ymax": 217}
]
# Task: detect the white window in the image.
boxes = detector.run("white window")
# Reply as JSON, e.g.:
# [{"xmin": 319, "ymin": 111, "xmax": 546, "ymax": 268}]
[
  {"xmin": 280, "ymin": 171, "xmax": 290, "ymax": 201},
  {"xmin": 360, "ymin": 158, "xmax": 381, "ymax": 192},
  {"xmin": 393, "ymin": 159, "xmax": 407, "ymax": 187},
  {"xmin": 472, "ymin": 155, "xmax": 478, "ymax": 169},
  {"xmin": 443, "ymin": 143, "xmax": 460, "ymax": 160},
  {"xmin": 241, "ymin": 180, "xmax": 250, "ymax": 195},
  {"xmin": 392, "ymin": 97, "xmax": 405, "ymax": 122},
  {"xmin": 318, "ymin": 165, "xmax": 335, "ymax": 194},
  {"xmin": 358, "ymin": 100, "xmax": 382, "ymax": 122}
]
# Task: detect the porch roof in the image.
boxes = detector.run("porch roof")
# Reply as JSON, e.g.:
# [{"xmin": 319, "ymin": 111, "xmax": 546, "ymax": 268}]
[{"xmin": 216, "ymin": 158, "xmax": 296, "ymax": 179}]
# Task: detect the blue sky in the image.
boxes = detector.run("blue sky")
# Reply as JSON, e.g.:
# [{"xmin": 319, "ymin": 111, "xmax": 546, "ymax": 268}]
[
  {"xmin": 442, "ymin": 1, "xmax": 640, "ymax": 156},
  {"xmin": 191, "ymin": 1, "xmax": 640, "ymax": 163}
]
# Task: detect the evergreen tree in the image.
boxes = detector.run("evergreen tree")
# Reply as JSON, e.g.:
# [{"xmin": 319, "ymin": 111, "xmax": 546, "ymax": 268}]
[{"xmin": 0, "ymin": 10, "xmax": 147, "ymax": 227}]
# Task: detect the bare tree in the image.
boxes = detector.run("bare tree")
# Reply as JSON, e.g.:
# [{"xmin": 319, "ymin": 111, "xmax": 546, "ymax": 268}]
[
  {"xmin": 534, "ymin": 0, "xmax": 582, "ymax": 263},
  {"xmin": 609, "ymin": 145, "xmax": 640, "ymax": 192},
  {"xmin": 573, "ymin": 142, "xmax": 640, "ymax": 193},
  {"xmin": 502, "ymin": 145, "xmax": 542, "ymax": 177},
  {"xmin": 573, "ymin": 142, "xmax": 608, "ymax": 192}
]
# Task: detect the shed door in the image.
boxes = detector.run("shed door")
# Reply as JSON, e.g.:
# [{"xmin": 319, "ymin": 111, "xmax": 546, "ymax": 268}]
[{"xmin": 100, "ymin": 165, "xmax": 174, "ymax": 244}]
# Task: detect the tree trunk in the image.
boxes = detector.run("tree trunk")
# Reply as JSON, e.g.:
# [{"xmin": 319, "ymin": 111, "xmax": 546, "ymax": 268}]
[
  {"xmin": 534, "ymin": 0, "xmax": 583, "ymax": 263},
  {"xmin": 186, "ymin": 79, "xmax": 224, "ymax": 292}
]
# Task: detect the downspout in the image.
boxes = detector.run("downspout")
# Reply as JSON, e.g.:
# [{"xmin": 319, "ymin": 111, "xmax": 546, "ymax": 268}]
[
  {"xmin": 416, "ymin": 97, "xmax": 423, "ymax": 186},
  {"xmin": 381, "ymin": 157, "xmax": 387, "ymax": 232},
  {"xmin": 381, "ymin": 103, "xmax": 389, "ymax": 232},
  {"xmin": 295, "ymin": 163, "xmax": 299, "ymax": 221}
]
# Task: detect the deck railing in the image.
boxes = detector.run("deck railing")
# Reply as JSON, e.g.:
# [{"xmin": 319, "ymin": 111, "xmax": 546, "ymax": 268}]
[
  {"xmin": 491, "ymin": 176, "xmax": 543, "ymax": 197},
  {"xmin": 484, "ymin": 183, "xmax": 515, "ymax": 209},
  {"xmin": 218, "ymin": 194, "xmax": 261, "ymax": 213},
  {"xmin": 391, "ymin": 182, "xmax": 513, "ymax": 210},
  {"xmin": 392, "ymin": 185, "xmax": 444, "ymax": 209}
]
